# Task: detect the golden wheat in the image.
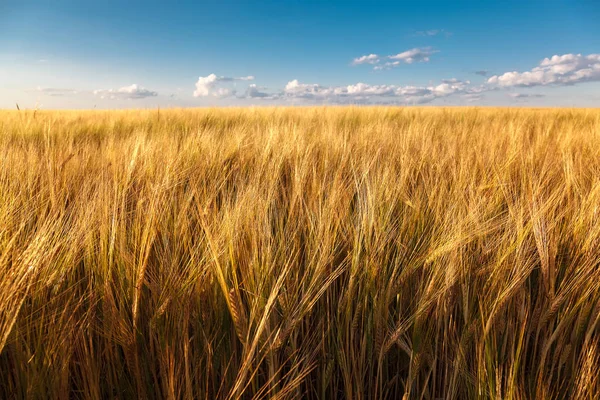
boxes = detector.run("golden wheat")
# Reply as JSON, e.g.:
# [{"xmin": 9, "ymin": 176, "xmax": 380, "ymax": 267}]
[{"xmin": 0, "ymin": 107, "xmax": 599, "ymax": 399}]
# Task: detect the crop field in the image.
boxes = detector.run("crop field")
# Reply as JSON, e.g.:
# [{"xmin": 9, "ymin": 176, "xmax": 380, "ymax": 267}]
[{"xmin": 0, "ymin": 107, "xmax": 599, "ymax": 399}]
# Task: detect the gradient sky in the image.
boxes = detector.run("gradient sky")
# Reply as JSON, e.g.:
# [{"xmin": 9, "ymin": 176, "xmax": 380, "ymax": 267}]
[{"xmin": 1, "ymin": 0, "xmax": 599, "ymax": 109}]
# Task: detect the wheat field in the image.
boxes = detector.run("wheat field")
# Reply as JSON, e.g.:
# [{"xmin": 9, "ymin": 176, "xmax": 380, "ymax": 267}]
[{"xmin": 0, "ymin": 107, "xmax": 599, "ymax": 399}]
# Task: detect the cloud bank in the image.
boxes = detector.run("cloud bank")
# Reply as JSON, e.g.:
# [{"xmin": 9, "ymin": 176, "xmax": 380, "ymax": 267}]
[{"xmin": 282, "ymin": 78, "xmax": 473, "ymax": 104}]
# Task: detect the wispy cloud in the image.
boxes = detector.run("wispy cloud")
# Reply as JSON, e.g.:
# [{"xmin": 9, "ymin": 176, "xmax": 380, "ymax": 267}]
[
  {"xmin": 463, "ymin": 93, "xmax": 484, "ymax": 103},
  {"xmin": 215, "ymin": 75, "xmax": 255, "ymax": 82},
  {"xmin": 33, "ymin": 87, "xmax": 78, "ymax": 96},
  {"xmin": 351, "ymin": 54, "xmax": 380, "ymax": 65},
  {"xmin": 193, "ymin": 74, "xmax": 255, "ymax": 97},
  {"xmin": 352, "ymin": 47, "xmax": 439, "ymax": 71},
  {"xmin": 413, "ymin": 29, "xmax": 452, "ymax": 37},
  {"xmin": 388, "ymin": 47, "xmax": 438, "ymax": 64},
  {"xmin": 508, "ymin": 93, "xmax": 545, "ymax": 99},
  {"xmin": 94, "ymin": 84, "xmax": 158, "ymax": 99},
  {"xmin": 488, "ymin": 53, "xmax": 600, "ymax": 87}
]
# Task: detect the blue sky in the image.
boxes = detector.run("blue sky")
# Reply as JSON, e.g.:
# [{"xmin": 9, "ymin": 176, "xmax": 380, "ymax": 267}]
[{"xmin": 1, "ymin": 0, "xmax": 599, "ymax": 108}]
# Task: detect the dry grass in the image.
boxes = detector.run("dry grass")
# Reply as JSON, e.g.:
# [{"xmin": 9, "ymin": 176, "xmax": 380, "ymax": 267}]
[{"xmin": 0, "ymin": 107, "xmax": 599, "ymax": 399}]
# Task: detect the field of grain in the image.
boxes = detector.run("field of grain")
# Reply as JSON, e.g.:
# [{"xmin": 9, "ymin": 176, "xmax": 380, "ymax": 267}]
[{"xmin": 0, "ymin": 107, "xmax": 599, "ymax": 399}]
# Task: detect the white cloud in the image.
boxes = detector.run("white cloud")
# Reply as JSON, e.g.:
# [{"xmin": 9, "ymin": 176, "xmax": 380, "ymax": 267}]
[
  {"xmin": 373, "ymin": 61, "xmax": 401, "ymax": 71},
  {"xmin": 282, "ymin": 78, "xmax": 473, "ymax": 104},
  {"xmin": 388, "ymin": 47, "xmax": 438, "ymax": 64},
  {"xmin": 351, "ymin": 54, "xmax": 380, "ymax": 65},
  {"xmin": 346, "ymin": 83, "xmax": 396, "ymax": 96},
  {"xmin": 116, "ymin": 84, "xmax": 158, "ymax": 98},
  {"xmin": 352, "ymin": 47, "xmax": 438, "ymax": 70},
  {"xmin": 93, "ymin": 84, "xmax": 157, "ymax": 99},
  {"xmin": 284, "ymin": 79, "xmax": 303, "ymax": 91},
  {"xmin": 431, "ymin": 79, "xmax": 471, "ymax": 95},
  {"xmin": 283, "ymin": 79, "xmax": 337, "ymax": 98},
  {"xmin": 193, "ymin": 74, "xmax": 255, "ymax": 97},
  {"xmin": 487, "ymin": 53, "xmax": 600, "ymax": 87},
  {"xmin": 193, "ymin": 74, "xmax": 220, "ymax": 97},
  {"xmin": 371, "ymin": 47, "xmax": 439, "ymax": 70},
  {"xmin": 284, "ymin": 52, "xmax": 599, "ymax": 104}
]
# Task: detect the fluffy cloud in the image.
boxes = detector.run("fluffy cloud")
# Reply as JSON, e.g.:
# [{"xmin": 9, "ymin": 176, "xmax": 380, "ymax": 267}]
[
  {"xmin": 351, "ymin": 54, "xmax": 380, "ymax": 65},
  {"xmin": 346, "ymin": 83, "xmax": 396, "ymax": 96},
  {"xmin": 487, "ymin": 53, "xmax": 600, "ymax": 87},
  {"xmin": 284, "ymin": 80, "xmax": 340, "ymax": 99},
  {"xmin": 193, "ymin": 74, "xmax": 255, "ymax": 97},
  {"xmin": 282, "ymin": 78, "xmax": 472, "ymax": 104},
  {"xmin": 94, "ymin": 84, "xmax": 157, "ymax": 99}
]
